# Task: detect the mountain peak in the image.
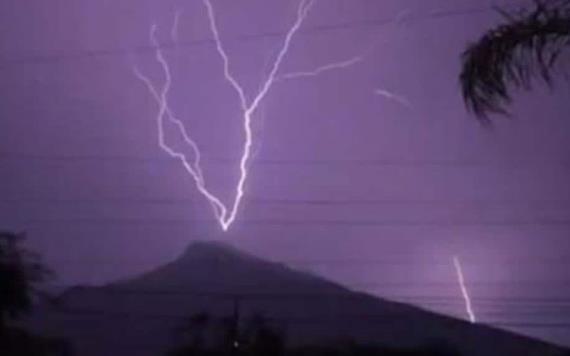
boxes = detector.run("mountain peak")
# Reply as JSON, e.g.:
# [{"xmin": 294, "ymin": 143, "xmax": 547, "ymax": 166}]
[
  {"xmin": 178, "ymin": 240, "xmax": 255, "ymax": 263},
  {"xmin": 182, "ymin": 240, "xmax": 240, "ymax": 255},
  {"xmin": 50, "ymin": 243, "xmax": 568, "ymax": 356},
  {"xmin": 112, "ymin": 240, "xmax": 289, "ymax": 291}
]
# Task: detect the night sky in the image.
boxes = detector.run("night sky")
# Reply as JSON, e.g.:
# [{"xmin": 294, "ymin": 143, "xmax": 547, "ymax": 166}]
[{"xmin": 1, "ymin": 0, "xmax": 570, "ymax": 347}]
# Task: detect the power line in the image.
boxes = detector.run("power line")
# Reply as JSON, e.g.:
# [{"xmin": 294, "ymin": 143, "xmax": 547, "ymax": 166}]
[
  {"xmin": 42, "ymin": 256, "xmax": 570, "ymax": 266},
  {"xmin": 44, "ymin": 306, "xmax": 570, "ymax": 330},
  {"xmin": 46, "ymin": 290, "xmax": 570, "ymax": 308},
  {"xmin": 9, "ymin": 217, "xmax": 570, "ymax": 228},
  {"xmin": 51, "ymin": 287, "xmax": 570, "ymax": 304},
  {"xmin": 3, "ymin": 197, "xmax": 570, "ymax": 207},
  {"xmin": 0, "ymin": 5, "xmax": 496, "ymax": 69},
  {"xmin": 2, "ymin": 153, "xmax": 569, "ymax": 168},
  {"xmin": 43, "ymin": 287, "xmax": 570, "ymax": 323}
]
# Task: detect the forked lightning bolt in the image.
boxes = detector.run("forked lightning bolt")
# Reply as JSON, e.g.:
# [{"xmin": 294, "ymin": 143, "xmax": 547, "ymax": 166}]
[
  {"xmin": 133, "ymin": 24, "xmax": 220, "ymax": 219},
  {"xmin": 135, "ymin": 0, "xmax": 368, "ymax": 231},
  {"xmin": 453, "ymin": 255, "xmax": 477, "ymax": 323}
]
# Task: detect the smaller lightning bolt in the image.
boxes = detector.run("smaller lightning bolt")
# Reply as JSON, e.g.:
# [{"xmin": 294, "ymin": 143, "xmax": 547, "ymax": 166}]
[
  {"xmin": 277, "ymin": 6, "xmax": 415, "ymax": 84},
  {"xmin": 453, "ymin": 255, "xmax": 477, "ymax": 323},
  {"xmin": 134, "ymin": 23, "xmax": 226, "ymax": 219},
  {"xmin": 171, "ymin": 10, "xmax": 182, "ymax": 43},
  {"xmin": 374, "ymin": 88, "xmax": 412, "ymax": 109},
  {"xmin": 276, "ymin": 56, "xmax": 364, "ymax": 81}
]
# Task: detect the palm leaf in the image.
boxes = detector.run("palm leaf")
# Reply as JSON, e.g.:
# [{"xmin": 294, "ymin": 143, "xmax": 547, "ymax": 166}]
[{"xmin": 460, "ymin": 0, "xmax": 570, "ymax": 123}]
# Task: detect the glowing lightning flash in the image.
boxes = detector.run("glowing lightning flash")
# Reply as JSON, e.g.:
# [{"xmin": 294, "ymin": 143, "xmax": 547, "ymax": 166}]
[
  {"xmin": 374, "ymin": 88, "xmax": 412, "ymax": 109},
  {"xmin": 453, "ymin": 256, "xmax": 477, "ymax": 323},
  {"xmin": 136, "ymin": 0, "xmax": 367, "ymax": 231},
  {"xmin": 276, "ymin": 56, "xmax": 364, "ymax": 81}
]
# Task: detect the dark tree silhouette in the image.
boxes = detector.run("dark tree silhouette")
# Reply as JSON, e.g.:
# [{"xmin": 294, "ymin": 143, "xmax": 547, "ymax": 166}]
[
  {"xmin": 242, "ymin": 315, "xmax": 285, "ymax": 356},
  {"xmin": 460, "ymin": 0, "xmax": 570, "ymax": 122},
  {"xmin": 0, "ymin": 231, "xmax": 50, "ymax": 333},
  {"xmin": 0, "ymin": 231, "xmax": 71, "ymax": 355},
  {"xmin": 0, "ymin": 328, "xmax": 72, "ymax": 356},
  {"xmin": 168, "ymin": 311, "xmax": 461, "ymax": 356},
  {"xmin": 169, "ymin": 312, "xmax": 286, "ymax": 356},
  {"xmin": 171, "ymin": 312, "xmax": 212, "ymax": 355}
]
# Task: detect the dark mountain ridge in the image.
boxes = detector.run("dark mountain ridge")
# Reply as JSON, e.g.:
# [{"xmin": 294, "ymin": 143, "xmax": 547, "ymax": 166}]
[{"xmin": 30, "ymin": 241, "xmax": 569, "ymax": 356}]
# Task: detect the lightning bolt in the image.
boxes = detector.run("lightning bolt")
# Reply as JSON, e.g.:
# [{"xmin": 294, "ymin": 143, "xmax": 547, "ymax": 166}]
[
  {"xmin": 276, "ymin": 56, "xmax": 364, "ymax": 81},
  {"xmin": 453, "ymin": 255, "xmax": 477, "ymax": 323},
  {"xmin": 203, "ymin": 0, "xmax": 317, "ymax": 231},
  {"xmin": 133, "ymin": 24, "xmax": 223, "ymax": 221},
  {"xmin": 171, "ymin": 10, "xmax": 182, "ymax": 43},
  {"xmin": 136, "ymin": 0, "xmax": 370, "ymax": 231},
  {"xmin": 374, "ymin": 88, "xmax": 412, "ymax": 109}
]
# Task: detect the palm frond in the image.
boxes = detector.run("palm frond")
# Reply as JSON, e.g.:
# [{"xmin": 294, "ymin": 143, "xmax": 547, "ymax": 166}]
[{"xmin": 460, "ymin": 0, "xmax": 570, "ymax": 123}]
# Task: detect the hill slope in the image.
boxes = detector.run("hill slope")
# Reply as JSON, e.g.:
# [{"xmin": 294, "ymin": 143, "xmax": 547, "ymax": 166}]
[{"xmin": 31, "ymin": 241, "xmax": 568, "ymax": 356}]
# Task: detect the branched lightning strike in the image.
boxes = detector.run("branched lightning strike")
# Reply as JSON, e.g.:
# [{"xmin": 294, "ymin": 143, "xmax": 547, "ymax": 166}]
[
  {"xmin": 374, "ymin": 88, "xmax": 412, "ymax": 109},
  {"xmin": 453, "ymin": 255, "xmax": 477, "ymax": 323},
  {"xmin": 136, "ymin": 0, "xmax": 360, "ymax": 231},
  {"xmin": 133, "ymin": 24, "xmax": 225, "ymax": 220},
  {"xmin": 203, "ymin": 0, "xmax": 315, "ymax": 230}
]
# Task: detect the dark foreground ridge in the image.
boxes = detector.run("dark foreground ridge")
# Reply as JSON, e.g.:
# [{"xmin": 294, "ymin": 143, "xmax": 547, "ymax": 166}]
[{"xmin": 29, "ymin": 241, "xmax": 569, "ymax": 356}]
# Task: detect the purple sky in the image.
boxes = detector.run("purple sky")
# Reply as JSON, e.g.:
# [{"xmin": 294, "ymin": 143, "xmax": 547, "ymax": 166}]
[{"xmin": 1, "ymin": 0, "xmax": 570, "ymax": 347}]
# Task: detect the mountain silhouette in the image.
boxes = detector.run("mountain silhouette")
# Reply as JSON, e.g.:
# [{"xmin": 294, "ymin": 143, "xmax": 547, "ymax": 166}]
[{"xmin": 29, "ymin": 241, "xmax": 568, "ymax": 356}]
